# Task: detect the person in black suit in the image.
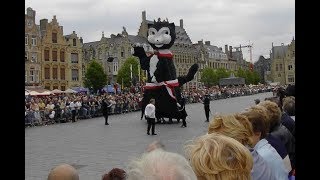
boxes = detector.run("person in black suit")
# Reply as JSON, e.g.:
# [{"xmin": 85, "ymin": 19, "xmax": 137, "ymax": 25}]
[
  {"xmin": 203, "ymin": 94, "xmax": 211, "ymax": 122},
  {"xmin": 101, "ymin": 97, "xmax": 112, "ymax": 125},
  {"xmin": 179, "ymin": 95, "xmax": 188, "ymax": 127}
]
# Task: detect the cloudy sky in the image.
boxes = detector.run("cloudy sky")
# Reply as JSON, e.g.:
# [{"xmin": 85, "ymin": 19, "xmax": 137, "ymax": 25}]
[{"xmin": 25, "ymin": 0, "xmax": 294, "ymax": 62}]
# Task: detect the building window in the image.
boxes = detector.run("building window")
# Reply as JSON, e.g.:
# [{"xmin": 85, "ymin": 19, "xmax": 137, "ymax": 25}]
[
  {"xmin": 31, "ymin": 37, "xmax": 37, "ymax": 46},
  {"xmin": 52, "ymin": 50, "xmax": 57, "ymax": 61},
  {"xmin": 53, "ymin": 67, "xmax": 58, "ymax": 79},
  {"xmin": 44, "ymin": 49, "xmax": 50, "ymax": 61},
  {"xmin": 278, "ymin": 74, "xmax": 281, "ymax": 77},
  {"xmin": 25, "ymin": 71, "xmax": 27, "ymax": 82},
  {"xmin": 53, "ymin": 85, "xmax": 58, "ymax": 90},
  {"xmin": 60, "ymin": 51, "xmax": 65, "ymax": 62},
  {"xmin": 45, "ymin": 85, "xmax": 50, "ymax": 90},
  {"xmin": 61, "ymin": 86, "xmax": 66, "ymax": 91},
  {"xmin": 25, "ymin": 51, "xmax": 28, "ymax": 61},
  {"xmin": 29, "ymin": 70, "xmax": 34, "ymax": 82},
  {"xmin": 276, "ymin": 64, "xmax": 278, "ymax": 71},
  {"xmin": 52, "ymin": 32, "xmax": 57, "ymax": 43},
  {"xmin": 292, "ymin": 51, "xmax": 295, "ymax": 56},
  {"xmin": 113, "ymin": 62, "xmax": 118, "ymax": 73},
  {"xmin": 31, "ymin": 52, "xmax": 37, "ymax": 62},
  {"xmin": 71, "ymin": 53, "xmax": 78, "ymax": 63},
  {"xmin": 98, "ymin": 50, "xmax": 102, "ymax": 59},
  {"xmin": 288, "ymin": 65, "xmax": 293, "ymax": 70},
  {"xmin": 45, "ymin": 67, "xmax": 50, "ymax": 79},
  {"xmin": 288, "ymin": 76, "xmax": 295, "ymax": 83},
  {"xmin": 121, "ymin": 47, "xmax": 125, "ymax": 58},
  {"xmin": 73, "ymin": 38, "xmax": 77, "ymax": 46},
  {"xmin": 60, "ymin": 68, "xmax": 65, "ymax": 80},
  {"xmin": 29, "ymin": 68, "xmax": 38, "ymax": 82},
  {"xmin": 82, "ymin": 66, "xmax": 86, "ymax": 77},
  {"xmin": 25, "ymin": 35, "xmax": 28, "ymax": 45},
  {"xmin": 72, "ymin": 69, "xmax": 79, "ymax": 81},
  {"xmin": 280, "ymin": 64, "xmax": 283, "ymax": 71}
]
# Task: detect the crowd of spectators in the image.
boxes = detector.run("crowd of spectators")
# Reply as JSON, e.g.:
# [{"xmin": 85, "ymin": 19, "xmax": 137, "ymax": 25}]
[
  {"xmin": 25, "ymin": 84, "xmax": 280, "ymax": 127},
  {"xmin": 46, "ymin": 85, "xmax": 295, "ymax": 179}
]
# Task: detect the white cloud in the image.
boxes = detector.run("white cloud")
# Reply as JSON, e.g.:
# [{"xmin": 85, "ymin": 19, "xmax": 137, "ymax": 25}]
[{"xmin": 25, "ymin": 0, "xmax": 294, "ymax": 62}]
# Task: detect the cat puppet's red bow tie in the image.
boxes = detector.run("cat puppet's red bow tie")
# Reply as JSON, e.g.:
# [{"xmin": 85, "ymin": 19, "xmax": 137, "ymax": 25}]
[{"xmin": 153, "ymin": 51, "xmax": 173, "ymax": 60}]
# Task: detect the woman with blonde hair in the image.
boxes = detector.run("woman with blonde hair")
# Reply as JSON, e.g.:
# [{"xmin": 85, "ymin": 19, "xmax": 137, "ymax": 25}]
[
  {"xmin": 185, "ymin": 133, "xmax": 253, "ymax": 180},
  {"xmin": 207, "ymin": 114, "xmax": 276, "ymax": 179}
]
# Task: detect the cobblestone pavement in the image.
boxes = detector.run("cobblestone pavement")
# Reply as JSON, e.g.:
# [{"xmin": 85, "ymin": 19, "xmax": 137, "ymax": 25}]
[{"xmin": 25, "ymin": 92, "xmax": 273, "ymax": 180}]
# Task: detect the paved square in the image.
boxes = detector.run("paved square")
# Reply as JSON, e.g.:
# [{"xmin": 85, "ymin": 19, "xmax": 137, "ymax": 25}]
[{"xmin": 25, "ymin": 92, "xmax": 272, "ymax": 180}]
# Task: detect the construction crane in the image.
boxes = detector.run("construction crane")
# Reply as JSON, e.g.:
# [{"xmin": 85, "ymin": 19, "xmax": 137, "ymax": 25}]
[{"xmin": 233, "ymin": 42, "xmax": 254, "ymax": 71}]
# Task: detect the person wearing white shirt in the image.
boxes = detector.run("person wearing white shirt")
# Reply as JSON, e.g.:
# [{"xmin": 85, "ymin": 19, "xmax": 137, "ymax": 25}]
[
  {"xmin": 69, "ymin": 100, "xmax": 76, "ymax": 122},
  {"xmin": 144, "ymin": 98, "xmax": 157, "ymax": 135}
]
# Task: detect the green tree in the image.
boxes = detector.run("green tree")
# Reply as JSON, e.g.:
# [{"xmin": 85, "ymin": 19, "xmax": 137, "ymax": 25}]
[
  {"xmin": 83, "ymin": 60, "xmax": 107, "ymax": 92},
  {"xmin": 200, "ymin": 67, "xmax": 217, "ymax": 87},
  {"xmin": 216, "ymin": 68, "xmax": 230, "ymax": 80},
  {"xmin": 245, "ymin": 69, "xmax": 254, "ymax": 85},
  {"xmin": 117, "ymin": 57, "xmax": 140, "ymax": 87},
  {"xmin": 252, "ymin": 70, "xmax": 261, "ymax": 84},
  {"xmin": 236, "ymin": 68, "xmax": 246, "ymax": 79}
]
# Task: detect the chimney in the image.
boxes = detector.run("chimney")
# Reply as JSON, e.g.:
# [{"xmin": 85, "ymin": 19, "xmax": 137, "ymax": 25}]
[
  {"xmin": 40, "ymin": 19, "xmax": 48, "ymax": 31},
  {"xmin": 205, "ymin": 41, "xmax": 210, "ymax": 46},
  {"xmin": 52, "ymin": 15, "xmax": 57, "ymax": 24},
  {"xmin": 198, "ymin": 40, "xmax": 203, "ymax": 45},
  {"xmin": 225, "ymin": 45, "xmax": 228, "ymax": 54},
  {"xmin": 180, "ymin": 19, "xmax": 183, "ymax": 28},
  {"xmin": 142, "ymin": 11, "xmax": 146, "ymax": 21},
  {"xmin": 80, "ymin": 37, "xmax": 83, "ymax": 44},
  {"xmin": 272, "ymin": 42, "xmax": 273, "ymax": 47},
  {"xmin": 73, "ymin": 31, "xmax": 75, "ymax": 34},
  {"xmin": 26, "ymin": 7, "xmax": 36, "ymax": 20},
  {"xmin": 229, "ymin": 46, "xmax": 232, "ymax": 57}
]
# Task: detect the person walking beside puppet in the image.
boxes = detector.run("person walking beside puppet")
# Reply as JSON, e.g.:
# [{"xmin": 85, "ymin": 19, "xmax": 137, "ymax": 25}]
[{"xmin": 145, "ymin": 98, "xmax": 157, "ymax": 135}]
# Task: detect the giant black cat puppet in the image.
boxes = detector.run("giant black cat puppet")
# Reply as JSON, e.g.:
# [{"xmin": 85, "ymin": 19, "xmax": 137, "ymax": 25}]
[{"xmin": 132, "ymin": 18, "xmax": 199, "ymax": 120}]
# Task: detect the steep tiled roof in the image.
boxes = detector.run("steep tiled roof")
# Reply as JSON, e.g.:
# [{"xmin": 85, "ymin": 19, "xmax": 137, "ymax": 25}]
[
  {"xmin": 232, "ymin": 51, "xmax": 243, "ymax": 61},
  {"xmin": 127, "ymin": 35, "xmax": 149, "ymax": 44},
  {"xmin": 83, "ymin": 41, "xmax": 100, "ymax": 49},
  {"xmin": 204, "ymin": 45, "xmax": 221, "ymax": 52},
  {"xmin": 271, "ymin": 45, "xmax": 288, "ymax": 60},
  {"xmin": 175, "ymin": 26, "xmax": 192, "ymax": 45}
]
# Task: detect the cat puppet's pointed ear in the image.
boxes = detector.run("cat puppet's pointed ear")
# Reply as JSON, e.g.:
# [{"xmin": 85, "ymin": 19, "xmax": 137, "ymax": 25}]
[{"xmin": 148, "ymin": 22, "xmax": 154, "ymax": 29}]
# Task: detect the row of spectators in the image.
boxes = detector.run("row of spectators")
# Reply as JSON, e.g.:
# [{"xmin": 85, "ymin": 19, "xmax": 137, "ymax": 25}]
[{"xmin": 25, "ymin": 84, "xmax": 284, "ymax": 127}]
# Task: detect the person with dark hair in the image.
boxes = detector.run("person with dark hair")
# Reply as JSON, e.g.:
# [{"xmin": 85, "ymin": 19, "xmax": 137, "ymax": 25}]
[
  {"xmin": 145, "ymin": 98, "xmax": 157, "ymax": 135},
  {"xmin": 285, "ymin": 84, "xmax": 295, "ymax": 97},
  {"xmin": 102, "ymin": 97, "xmax": 112, "ymax": 125},
  {"xmin": 175, "ymin": 93, "xmax": 188, "ymax": 127},
  {"xmin": 102, "ymin": 168, "xmax": 126, "ymax": 180},
  {"xmin": 254, "ymin": 99, "xmax": 260, "ymax": 105},
  {"xmin": 203, "ymin": 95, "xmax": 211, "ymax": 122}
]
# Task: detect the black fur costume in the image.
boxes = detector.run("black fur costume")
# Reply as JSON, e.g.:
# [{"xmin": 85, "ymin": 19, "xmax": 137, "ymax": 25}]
[{"xmin": 132, "ymin": 18, "xmax": 198, "ymax": 120}]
